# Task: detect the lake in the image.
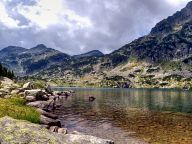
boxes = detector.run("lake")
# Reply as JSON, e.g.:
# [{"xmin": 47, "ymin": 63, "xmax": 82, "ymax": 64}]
[{"xmin": 52, "ymin": 88, "xmax": 192, "ymax": 144}]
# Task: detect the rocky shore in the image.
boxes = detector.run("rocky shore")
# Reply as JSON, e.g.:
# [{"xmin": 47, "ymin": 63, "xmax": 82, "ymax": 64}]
[{"xmin": 0, "ymin": 77, "xmax": 114, "ymax": 144}]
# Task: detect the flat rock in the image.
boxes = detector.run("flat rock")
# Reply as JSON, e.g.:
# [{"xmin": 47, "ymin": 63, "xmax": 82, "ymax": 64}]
[
  {"xmin": 25, "ymin": 96, "xmax": 36, "ymax": 102},
  {"xmin": 27, "ymin": 101, "xmax": 49, "ymax": 109},
  {"xmin": 40, "ymin": 115, "xmax": 61, "ymax": 127},
  {"xmin": 0, "ymin": 116, "xmax": 114, "ymax": 144},
  {"xmin": 37, "ymin": 108, "xmax": 58, "ymax": 119}
]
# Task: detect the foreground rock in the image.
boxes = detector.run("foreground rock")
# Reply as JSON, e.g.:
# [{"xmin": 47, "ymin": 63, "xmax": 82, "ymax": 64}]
[{"xmin": 0, "ymin": 116, "xmax": 114, "ymax": 144}]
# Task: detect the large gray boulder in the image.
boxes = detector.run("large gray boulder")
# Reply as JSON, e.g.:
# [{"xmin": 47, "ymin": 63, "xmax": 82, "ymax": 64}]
[
  {"xmin": 0, "ymin": 116, "xmax": 114, "ymax": 144},
  {"xmin": 25, "ymin": 89, "xmax": 48, "ymax": 101},
  {"xmin": 23, "ymin": 82, "xmax": 34, "ymax": 90},
  {"xmin": 27, "ymin": 101, "xmax": 49, "ymax": 109}
]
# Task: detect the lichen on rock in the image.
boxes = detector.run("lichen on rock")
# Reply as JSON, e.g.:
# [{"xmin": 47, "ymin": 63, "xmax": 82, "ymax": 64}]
[{"xmin": 0, "ymin": 116, "xmax": 114, "ymax": 144}]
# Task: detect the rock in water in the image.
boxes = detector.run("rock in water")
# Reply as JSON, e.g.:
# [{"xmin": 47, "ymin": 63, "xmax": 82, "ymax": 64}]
[{"xmin": 0, "ymin": 116, "xmax": 114, "ymax": 144}]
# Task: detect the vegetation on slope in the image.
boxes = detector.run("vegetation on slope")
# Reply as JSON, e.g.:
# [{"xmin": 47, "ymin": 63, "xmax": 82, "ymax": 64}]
[
  {"xmin": 0, "ymin": 96, "xmax": 40, "ymax": 123},
  {"xmin": 0, "ymin": 63, "xmax": 14, "ymax": 79}
]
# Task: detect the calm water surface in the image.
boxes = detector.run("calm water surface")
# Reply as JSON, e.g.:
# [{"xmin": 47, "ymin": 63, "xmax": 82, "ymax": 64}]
[{"xmin": 52, "ymin": 88, "xmax": 192, "ymax": 144}]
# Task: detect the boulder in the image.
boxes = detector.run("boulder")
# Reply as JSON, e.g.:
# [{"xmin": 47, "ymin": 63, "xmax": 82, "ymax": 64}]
[
  {"xmin": 40, "ymin": 115, "xmax": 61, "ymax": 127},
  {"xmin": 25, "ymin": 89, "xmax": 47, "ymax": 100},
  {"xmin": 0, "ymin": 88, "xmax": 9, "ymax": 97},
  {"xmin": 37, "ymin": 108, "xmax": 58, "ymax": 119},
  {"xmin": 49, "ymin": 126, "xmax": 59, "ymax": 132},
  {"xmin": 27, "ymin": 101, "xmax": 49, "ymax": 109},
  {"xmin": 58, "ymin": 128, "xmax": 67, "ymax": 134},
  {"xmin": 25, "ymin": 96, "xmax": 36, "ymax": 102},
  {"xmin": 45, "ymin": 85, "xmax": 53, "ymax": 94},
  {"xmin": 23, "ymin": 82, "xmax": 34, "ymax": 89},
  {"xmin": 11, "ymin": 89, "xmax": 20, "ymax": 95},
  {"xmin": 0, "ymin": 77, "xmax": 14, "ymax": 86},
  {"xmin": 0, "ymin": 116, "xmax": 114, "ymax": 144}
]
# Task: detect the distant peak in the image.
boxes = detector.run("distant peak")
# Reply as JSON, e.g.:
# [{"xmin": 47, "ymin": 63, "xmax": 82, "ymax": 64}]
[{"xmin": 33, "ymin": 44, "xmax": 47, "ymax": 49}]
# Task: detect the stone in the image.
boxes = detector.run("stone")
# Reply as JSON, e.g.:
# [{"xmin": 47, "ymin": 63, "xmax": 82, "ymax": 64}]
[
  {"xmin": 23, "ymin": 82, "xmax": 34, "ymax": 89},
  {"xmin": 25, "ymin": 96, "xmax": 36, "ymax": 102},
  {"xmin": 45, "ymin": 85, "xmax": 53, "ymax": 94},
  {"xmin": 58, "ymin": 128, "xmax": 67, "ymax": 134},
  {"xmin": 0, "ymin": 88, "xmax": 9, "ymax": 97},
  {"xmin": 37, "ymin": 108, "xmax": 58, "ymax": 119},
  {"xmin": 0, "ymin": 77, "xmax": 14, "ymax": 86},
  {"xmin": 0, "ymin": 116, "xmax": 114, "ymax": 144},
  {"xmin": 25, "ymin": 89, "xmax": 42, "ymax": 97},
  {"xmin": 27, "ymin": 101, "xmax": 49, "ymax": 109},
  {"xmin": 11, "ymin": 89, "xmax": 20, "ymax": 95},
  {"xmin": 25, "ymin": 89, "xmax": 47, "ymax": 100},
  {"xmin": 40, "ymin": 115, "xmax": 61, "ymax": 127},
  {"xmin": 49, "ymin": 126, "xmax": 59, "ymax": 132}
]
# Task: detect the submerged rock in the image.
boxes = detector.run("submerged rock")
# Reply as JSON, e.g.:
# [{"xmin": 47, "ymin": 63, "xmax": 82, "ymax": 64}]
[{"xmin": 0, "ymin": 116, "xmax": 114, "ymax": 144}]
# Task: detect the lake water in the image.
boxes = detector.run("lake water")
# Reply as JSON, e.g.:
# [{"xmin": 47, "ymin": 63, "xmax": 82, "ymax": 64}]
[{"xmin": 52, "ymin": 88, "xmax": 192, "ymax": 144}]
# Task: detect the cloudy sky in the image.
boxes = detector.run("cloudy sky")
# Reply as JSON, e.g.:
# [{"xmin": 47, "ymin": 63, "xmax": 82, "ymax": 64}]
[{"xmin": 0, "ymin": 0, "xmax": 191, "ymax": 55}]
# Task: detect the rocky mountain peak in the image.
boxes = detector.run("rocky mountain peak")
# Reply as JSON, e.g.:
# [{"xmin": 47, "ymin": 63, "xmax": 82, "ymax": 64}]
[
  {"xmin": 32, "ymin": 44, "xmax": 47, "ymax": 49},
  {"xmin": 73, "ymin": 50, "xmax": 104, "ymax": 59},
  {"xmin": 150, "ymin": 1, "xmax": 192, "ymax": 36},
  {"xmin": 186, "ymin": 1, "xmax": 192, "ymax": 9}
]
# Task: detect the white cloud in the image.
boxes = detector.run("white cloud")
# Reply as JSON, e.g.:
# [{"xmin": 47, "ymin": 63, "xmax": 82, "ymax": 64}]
[
  {"xmin": 16, "ymin": 0, "xmax": 92, "ymax": 29},
  {"xmin": 0, "ymin": 1, "xmax": 19, "ymax": 28},
  {"xmin": 165, "ymin": 0, "xmax": 190, "ymax": 7},
  {"xmin": 0, "ymin": 0, "xmax": 191, "ymax": 55}
]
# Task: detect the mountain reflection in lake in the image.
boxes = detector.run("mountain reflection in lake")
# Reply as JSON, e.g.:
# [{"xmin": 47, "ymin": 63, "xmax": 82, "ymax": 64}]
[{"xmin": 52, "ymin": 88, "xmax": 192, "ymax": 144}]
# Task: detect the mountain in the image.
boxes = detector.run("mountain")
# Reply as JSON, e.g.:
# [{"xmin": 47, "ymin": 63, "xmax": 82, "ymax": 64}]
[
  {"xmin": 1, "ymin": 2, "xmax": 192, "ymax": 89},
  {"xmin": 73, "ymin": 50, "xmax": 104, "ymax": 59},
  {"xmin": 35, "ymin": 1, "xmax": 192, "ymax": 89},
  {"xmin": 0, "ymin": 44, "xmax": 71, "ymax": 76}
]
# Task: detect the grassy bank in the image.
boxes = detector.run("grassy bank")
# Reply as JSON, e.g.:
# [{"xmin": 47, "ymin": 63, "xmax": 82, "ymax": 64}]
[{"xmin": 0, "ymin": 97, "xmax": 40, "ymax": 123}]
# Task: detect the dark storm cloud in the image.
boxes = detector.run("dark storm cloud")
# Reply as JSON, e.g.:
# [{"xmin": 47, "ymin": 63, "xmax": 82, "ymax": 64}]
[{"xmin": 0, "ymin": 0, "xmax": 190, "ymax": 55}]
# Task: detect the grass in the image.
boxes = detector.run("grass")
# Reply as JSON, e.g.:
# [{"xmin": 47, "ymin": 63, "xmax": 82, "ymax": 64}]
[{"xmin": 0, "ymin": 97, "xmax": 40, "ymax": 123}]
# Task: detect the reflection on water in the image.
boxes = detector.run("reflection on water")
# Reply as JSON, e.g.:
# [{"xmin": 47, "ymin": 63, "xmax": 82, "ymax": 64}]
[{"xmin": 52, "ymin": 88, "xmax": 192, "ymax": 144}]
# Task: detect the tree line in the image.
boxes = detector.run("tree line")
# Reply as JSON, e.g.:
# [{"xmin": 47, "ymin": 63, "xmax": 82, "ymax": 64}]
[{"xmin": 0, "ymin": 63, "xmax": 14, "ymax": 79}]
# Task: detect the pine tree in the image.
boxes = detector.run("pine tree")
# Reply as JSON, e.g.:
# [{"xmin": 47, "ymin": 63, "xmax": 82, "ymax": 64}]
[{"xmin": 0, "ymin": 63, "xmax": 15, "ymax": 79}]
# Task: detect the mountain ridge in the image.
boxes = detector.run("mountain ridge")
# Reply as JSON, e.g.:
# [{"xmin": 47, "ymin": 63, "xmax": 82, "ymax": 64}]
[{"xmin": 1, "ymin": 1, "xmax": 192, "ymax": 89}]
